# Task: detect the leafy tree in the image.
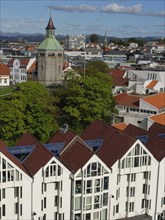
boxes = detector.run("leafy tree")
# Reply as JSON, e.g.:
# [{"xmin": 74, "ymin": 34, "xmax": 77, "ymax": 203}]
[
  {"xmin": 90, "ymin": 34, "xmax": 99, "ymax": 43},
  {"xmin": 0, "ymin": 81, "xmax": 59, "ymax": 146},
  {"xmin": 86, "ymin": 60, "xmax": 110, "ymax": 75},
  {"xmin": 56, "ymin": 76, "xmax": 116, "ymax": 134}
]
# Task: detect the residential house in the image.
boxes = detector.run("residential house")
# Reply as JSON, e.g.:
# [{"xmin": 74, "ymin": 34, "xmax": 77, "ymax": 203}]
[
  {"xmin": 7, "ymin": 57, "xmax": 36, "ymax": 84},
  {"xmin": 114, "ymin": 92, "xmax": 165, "ymax": 129},
  {"xmin": 0, "ymin": 63, "xmax": 10, "ymax": 86}
]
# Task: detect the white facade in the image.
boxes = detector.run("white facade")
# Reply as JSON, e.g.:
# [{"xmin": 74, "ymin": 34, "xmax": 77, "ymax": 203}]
[
  {"xmin": 71, "ymin": 155, "xmax": 111, "ymax": 220},
  {"xmin": 0, "ymin": 75, "xmax": 10, "ymax": 87},
  {"xmin": 109, "ymin": 140, "xmax": 161, "ymax": 219},
  {"xmin": 0, "ymin": 152, "xmax": 32, "ymax": 220},
  {"xmin": 9, "ymin": 58, "xmax": 27, "ymax": 84},
  {"xmin": 0, "ymin": 128, "xmax": 165, "ymax": 220}
]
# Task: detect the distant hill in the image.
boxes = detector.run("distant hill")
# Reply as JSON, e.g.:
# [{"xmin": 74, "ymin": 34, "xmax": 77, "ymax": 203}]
[{"xmin": 0, "ymin": 31, "xmax": 161, "ymax": 43}]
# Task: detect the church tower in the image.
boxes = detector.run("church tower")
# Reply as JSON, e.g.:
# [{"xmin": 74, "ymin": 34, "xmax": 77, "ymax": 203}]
[{"xmin": 37, "ymin": 15, "xmax": 64, "ymax": 86}]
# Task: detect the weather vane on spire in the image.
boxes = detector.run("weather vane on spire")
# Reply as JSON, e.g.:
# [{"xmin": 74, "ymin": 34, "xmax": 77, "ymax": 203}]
[{"xmin": 49, "ymin": 7, "xmax": 52, "ymax": 16}]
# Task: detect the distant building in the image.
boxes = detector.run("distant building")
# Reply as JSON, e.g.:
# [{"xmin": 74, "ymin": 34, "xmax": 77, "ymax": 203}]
[
  {"xmin": 0, "ymin": 63, "xmax": 10, "ymax": 86},
  {"xmin": 66, "ymin": 35, "xmax": 86, "ymax": 50},
  {"xmin": 37, "ymin": 15, "xmax": 64, "ymax": 86}
]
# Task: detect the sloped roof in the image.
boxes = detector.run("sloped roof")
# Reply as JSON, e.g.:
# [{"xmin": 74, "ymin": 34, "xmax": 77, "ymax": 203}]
[
  {"xmin": 148, "ymin": 122, "xmax": 165, "ymax": 135},
  {"xmin": 124, "ymin": 123, "xmax": 148, "ymax": 136},
  {"xmin": 0, "ymin": 140, "xmax": 30, "ymax": 176},
  {"xmin": 149, "ymin": 112, "xmax": 165, "ymax": 125},
  {"xmin": 114, "ymin": 92, "xmax": 141, "ymax": 108},
  {"xmin": 112, "ymin": 77, "xmax": 128, "ymax": 87},
  {"xmin": 141, "ymin": 92, "xmax": 165, "ymax": 110},
  {"xmin": 110, "ymin": 70, "xmax": 126, "ymax": 78},
  {"xmin": 146, "ymin": 80, "xmax": 158, "ymax": 89},
  {"xmin": 124, "ymin": 124, "xmax": 165, "ymax": 162},
  {"xmin": 27, "ymin": 61, "xmax": 36, "ymax": 73},
  {"xmin": 38, "ymin": 37, "xmax": 64, "ymax": 51},
  {"xmin": 0, "ymin": 63, "xmax": 10, "ymax": 76},
  {"xmin": 112, "ymin": 123, "xmax": 128, "ymax": 131},
  {"xmin": 81, "ymin": 120, "xmax": 136, "ymax": 168},
  {"xmin": 46, "ymin": 16, "xmax": 55, "ymax": 30},
  {"xmin": 60, "ymin": 137, "xmax": 93, "ymax": 173},
  {"xmin": 16, "ymin": 133, "xmax": 53, "ymax": 176},
  {"xmin": 48, "ymin": 129, "xmax": 77, "ymax": 149}
]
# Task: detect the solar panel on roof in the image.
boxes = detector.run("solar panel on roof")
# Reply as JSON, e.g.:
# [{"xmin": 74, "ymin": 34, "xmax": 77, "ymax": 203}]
[
  {"xmin": 7, "ymin": 145, "xmax": 35, "ymax": 154},
  {"xmin": 84, "ymin": 139, "xmax": 103, "ymax": 151},
  {"xmin": 136, "ymin": 135, "xmax": 148, "ymax": 144},
  {"xmin": 7, "ymin": 145, "xmax": 36, "ymax": 162},
  {"xmin": 158, "ymin": 134, "xmax": 165, "ymax": 139},
  {"xmin": 44, "ymin": 142, "xmax": 65, "ymax": 156}
]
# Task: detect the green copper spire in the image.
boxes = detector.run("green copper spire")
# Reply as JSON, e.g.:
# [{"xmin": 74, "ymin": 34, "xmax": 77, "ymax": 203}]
[{"xmin": 38, "ymin": 15, "xmax": 63, "ymax": 51}]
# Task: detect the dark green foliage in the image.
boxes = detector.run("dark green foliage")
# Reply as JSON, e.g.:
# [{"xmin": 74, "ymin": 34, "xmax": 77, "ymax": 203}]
[
  {"xmin": 56, "ymin": 76, "xmax": 116, "ymax": 134},
  {"xmin": 90, "ymin": 34, "xmax": 99, "ymax": 43},
  {"xmin": 86, "ymin": 60, "xmax": 110, "ymax": 75},
  {"xmin": 0, "ymin": 81, "xmax": 59, "ymax": 146}
]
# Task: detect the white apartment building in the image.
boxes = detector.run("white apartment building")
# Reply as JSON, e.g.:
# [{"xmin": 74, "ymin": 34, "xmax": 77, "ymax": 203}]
[{"xmin": 0, "ymin": 120, "xmax": 164, "ymax": 220}]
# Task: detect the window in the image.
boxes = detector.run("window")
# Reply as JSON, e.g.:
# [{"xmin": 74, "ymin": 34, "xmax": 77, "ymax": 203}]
[
  {"xmin": 55, "ymin": 196, "xmax": 58, "ymax": 207},
  {"xmin": 4, "ymin": 79, "xmax": 7, "ymax": 84},
  {"xmin": 93, "ymin": 212, "xmax": 99, "ymax": 220},
  {"xmin": 129, "ymin": 202, "xmax": 134, "ymax": 212},
  {"xmin": 116, "ymin": 204, "xmax": 119, "ymax": 213},
  {"xmin": 86, "ymin": 197, "xmax": 92, "ymax": 210},
  {"xmin": 103, "ymin": 193, "xmax": 108, "ymax": 206},
  {"xmin": 94, "ymin": 179, "xmax": 100, "ymax": 193},
  {"xmin": 2, "ymin": 189, "xmax": 5, "ymax": 199},
  {"xmin": 94, "ymin": 195, "xmax": 100, "ymax": 209},
  {"xmin": 130, "ymin": 187, "xmax": 135, "ymax": 197},
  {"xmin": 86, "ymin": 180, "xmax": 92, "ymax": 194},
  {"xmin": 75, "ymin": 180, "xmax": 82, "ymax": 194},
  {"xmin": 104, "ymin": 177, "xmax": 109, "ymax": 190},
  {"xmin": 14, "ymin": 187, "xmax": 19, "ymax": 197},
  {"xmin": 2, "ymin": 204, "xmax": 5, "ymax": 216},
  {"xmin": 44, "ymin": 197, "xmax": 46, "ymax": 209},
  {"xmin": 131, "ymin": 173, "xmax": 136, "ymax": 182},
  {"xmin": 15, "ymin": 202, "xmax": 19, "ymax": 214},
  {"xmin": 75, "ymin": 197, "xmax": 81, "ymax": 211}
]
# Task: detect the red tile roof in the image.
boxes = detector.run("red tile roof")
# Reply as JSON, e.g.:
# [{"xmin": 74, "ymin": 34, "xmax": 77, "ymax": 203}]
[
  {"xmin": 112, "ymin": 77, "xmax": 128, "ymax": 87},
  {"xmin": 141, "ymin": 92, "xmax": 165, "ymax": 110},
  {"xmin": 146, "ymin": 80, "xmax": 158, "ymax": 89},
  {"xmin": 60, "ymin": 137, "xmax": 93, "ymax": 173},
  {"xmin": 27, "ymin": 61, "xmax": 36, "ymax": 73},
  {"xmin": 0, "ymin": 140, "xmax": 30, "ymax": 176},
  {"xmin": 114, "ymin": 92, "xmax": 141, "ymax": 107},
  {"xmin": 110, "ymin": 70, "xmax": 126, "ymax": 78},
  {"xmin": 16, "ymin": 133, "xmax": 53, "ymax": 176},
  {"xmin": 112, "ymin": 123, "xmax": 128, "ymax": 131},
  {"xmin": 124, "ymin": 124, "xmax": 165, "ymax": 161},
  {"xmin": 149, "ymin": 112, "xmax": 165, "ymax": 125},
  {"xmin": 148, "ymin": 122, "xmax": 165, "ymax": 134},
  {"xmin": 81, "ymin": 120, "xmax": 136, "ymax": 168},
  {"xmin": 0, "ymin": 63, "xmax": 10, "ymax": 76},
  {"xmin": 48, "ymin": 129, "xmax": 77, "ymax": 149}
]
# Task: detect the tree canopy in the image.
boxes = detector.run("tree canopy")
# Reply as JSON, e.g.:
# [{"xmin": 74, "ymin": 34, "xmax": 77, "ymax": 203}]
[
  {"xmin": 90, "ymin": 34, "xmax": 99, "ymax": 43},
  {"xmin": 55, "ymin": 75, "xmax": 116, "ymax": 134},
  {"xmin": 85, "ymin": 60, "xmax": 110, "ymax": 75},
  {"xmin": 0, "ymin": 81, "xmax": 59, "ymax": 146}
]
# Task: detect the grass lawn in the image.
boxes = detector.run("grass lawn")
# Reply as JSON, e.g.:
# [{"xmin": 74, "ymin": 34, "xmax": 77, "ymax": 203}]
[{"xmin": 0, "ymin": 87, "xmax": 13, "ymax": 96}]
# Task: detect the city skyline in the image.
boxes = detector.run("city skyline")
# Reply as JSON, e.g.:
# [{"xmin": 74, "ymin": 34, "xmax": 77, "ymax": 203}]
[{"xmin": 1, "ymin": 0, "xmax": 165, "ymax": 38}]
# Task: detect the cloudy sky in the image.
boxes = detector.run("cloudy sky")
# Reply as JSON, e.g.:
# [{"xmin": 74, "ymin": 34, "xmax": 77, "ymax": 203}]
[{"xmin": 1, "ymin": 0, "xmax": 165, "ymax": 38}]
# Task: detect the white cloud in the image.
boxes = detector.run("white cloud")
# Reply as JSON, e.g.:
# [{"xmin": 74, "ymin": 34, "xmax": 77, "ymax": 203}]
[
  {"xmin": 143, "ymin": 10, "xmax": 165, "ymax": 17},
  {"xmin": 101, "ymin": 3, "xmax": 142, "ymax": 14},
  {"xmin": 48, "ymin": 4, "xmax": 96, "ymax": 12}
]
